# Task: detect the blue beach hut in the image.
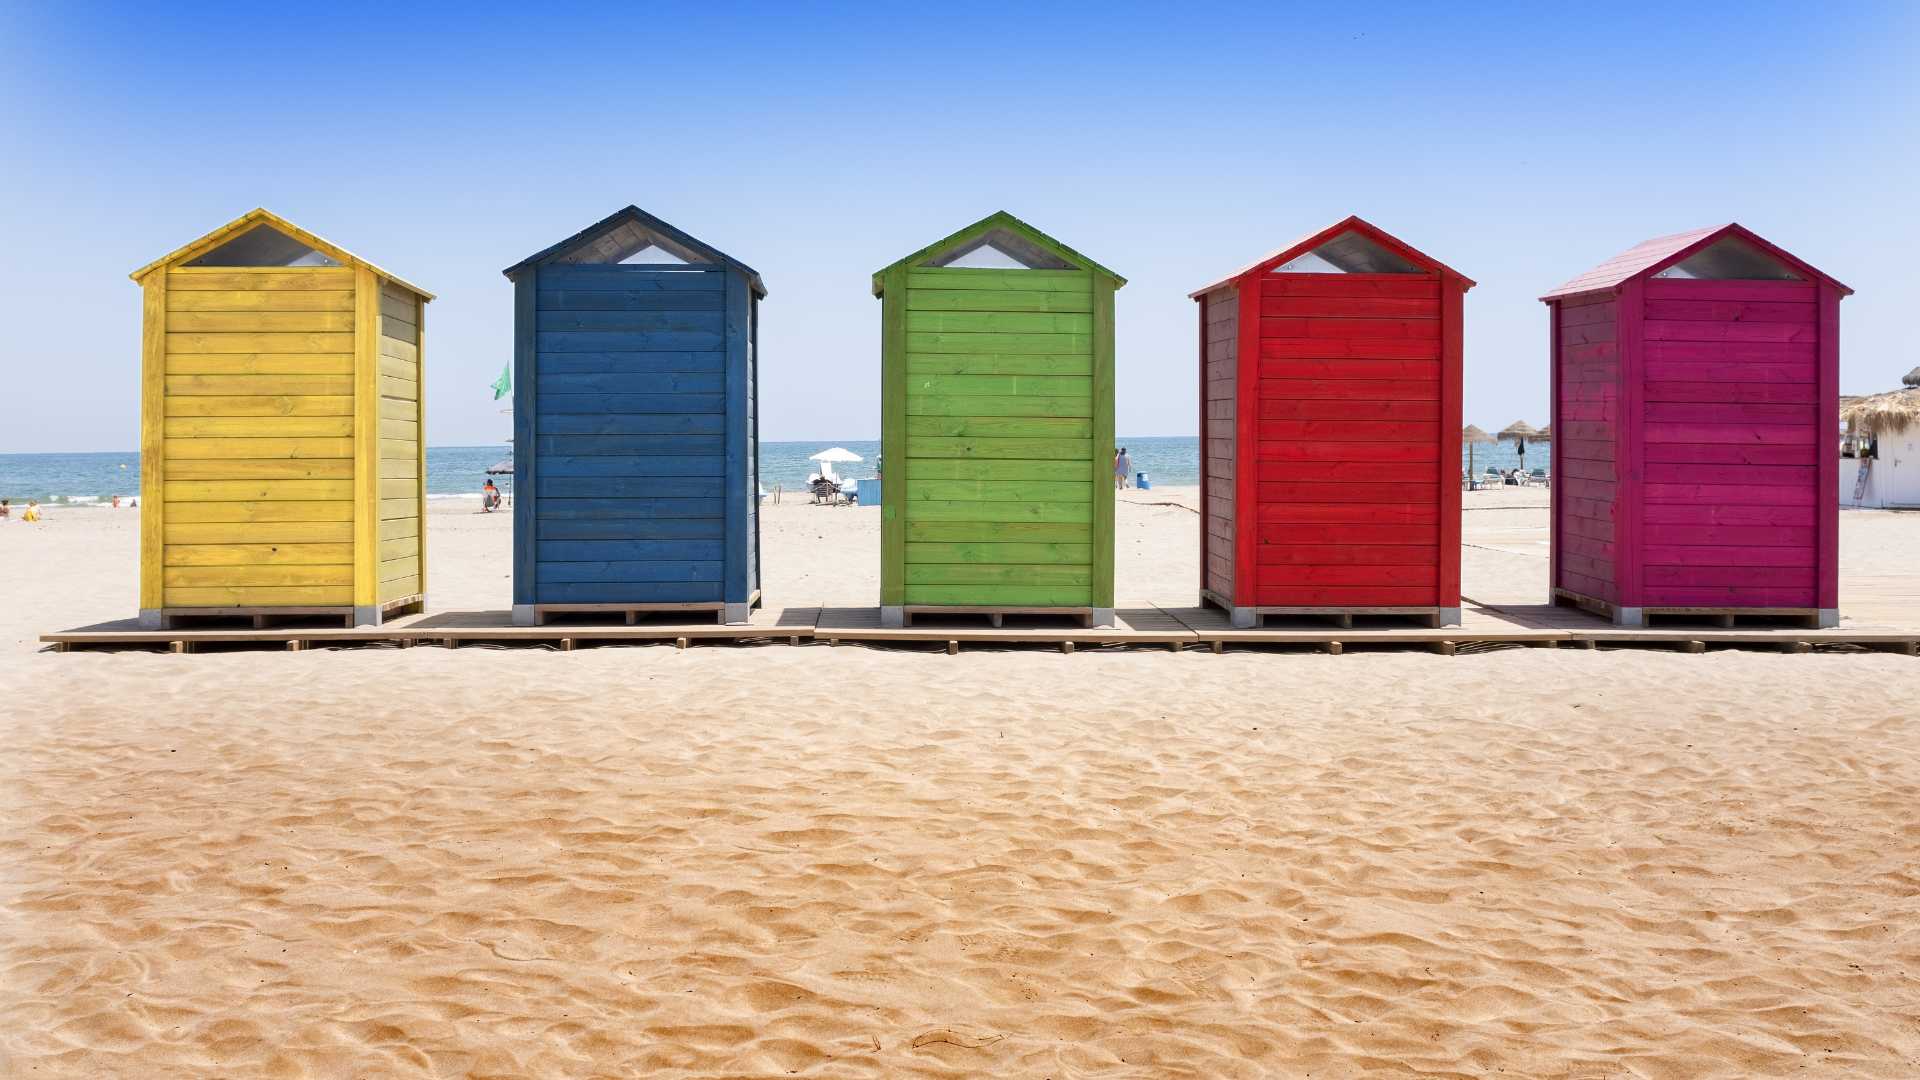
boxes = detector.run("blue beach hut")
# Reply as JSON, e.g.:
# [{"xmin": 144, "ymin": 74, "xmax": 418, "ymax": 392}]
[{"xmin": 504, "ymin": 206, "xmax": 763, "ymax": 625}]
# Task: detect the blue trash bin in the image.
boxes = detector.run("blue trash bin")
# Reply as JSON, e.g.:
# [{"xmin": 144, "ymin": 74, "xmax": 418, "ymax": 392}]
[{"xmin": 1135, "ymin": 471, "xmax": 1150, "ymax": 490}]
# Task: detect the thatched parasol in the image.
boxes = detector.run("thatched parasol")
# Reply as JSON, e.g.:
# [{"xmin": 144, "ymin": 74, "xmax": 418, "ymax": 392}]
[
  {"xmin": 1498, "ymin": 420, "xmax": 1542, "ymax": 474},
  {"xmin": 1842, "ymin": 387, "xmax": 1920, "ymax": 435},
  {"xmin": 1462, "ymin": 425, "xmax": 1494, "ymax": 479}
]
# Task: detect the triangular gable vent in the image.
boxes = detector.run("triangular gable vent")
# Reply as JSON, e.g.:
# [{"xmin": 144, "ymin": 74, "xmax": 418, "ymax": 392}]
[
  {"xmin": 619, "ymin": 244, "xmax": 688, "ymax": 265},
  {"xmin": 922, "ymin": 228, "xmax": 1077, "ymax": 270},
  {"xmin": 553, "ymin": 219, "xmax": 709, "ymax": 265},
  {"xmin": 183, "ymin": 223, "xmax": 341, "ymax": 268},
  {"xmin": 1274, "ymin": 230, "xmax": 1421, "ymax": 274},
  {"xmin": 1653, "ymin": 235, "xmax": 1801, "ymax": 281}
]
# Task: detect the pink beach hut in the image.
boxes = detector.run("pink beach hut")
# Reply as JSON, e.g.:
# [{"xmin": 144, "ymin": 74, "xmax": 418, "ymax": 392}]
[{"xmin": 1542, "ymin": 224, "xmax": 1850, "ymax": 628}]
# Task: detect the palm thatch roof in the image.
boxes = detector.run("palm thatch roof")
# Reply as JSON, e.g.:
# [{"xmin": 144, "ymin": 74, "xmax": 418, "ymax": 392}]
[
  {"xmin": 1461, "ymin": 424, "xmax": 1494, "ymax": 444},
  {"xmin": 1498, "ymin": 420, "xmax": 1540, "ymax": 442},
  {"xmin": 1842, "ymin": 387, "xmax": 1920, "ymax": 435}
]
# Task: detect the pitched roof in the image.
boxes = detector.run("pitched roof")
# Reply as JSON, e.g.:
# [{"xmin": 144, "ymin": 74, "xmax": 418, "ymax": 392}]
[
  {"xmin": 1541, "ymin": 223, "xmax": 1852, "ymax": 301},
  {"xmin": 130, "ymin": 208, "xmax": 434, "ymax": 299},
  {"xmin": 1189, "ymin": 215, "xmax": 1475, "ymax": 297},
  {"xmin": 873, "ymin": 211, "xmax": 1125, "ymax": 296},
  {"xmin": 502, "ymin": 205, "xmax": 764, "ymax": 296}
]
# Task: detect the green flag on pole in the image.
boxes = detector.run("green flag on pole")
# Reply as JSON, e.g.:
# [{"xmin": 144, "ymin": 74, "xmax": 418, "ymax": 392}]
[{"xmin": 491, "ymin": 363, "xmax": 512, "ymax": 400}]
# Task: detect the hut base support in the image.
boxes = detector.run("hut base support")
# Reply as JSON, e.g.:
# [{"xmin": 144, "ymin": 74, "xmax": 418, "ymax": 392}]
[
  {"xmin": 520, "ymin": 597, "xmax": 754, "ymax": 627},
  {"xmin": 139, "ymin": 609, "xmax": 164, "ymax": 630},
  {"xmin": 1228, "ymin": 607, "xmax": 1258, "ymax": 630},
  {"xmin": 1437, "ymin": 607, "xmax": 1462, "ymax": 628},
  {"xmin": 895, "ymin": 606, "xmax": 1102, "ymax": 629},
  {"xmin": 1556, "ymin": 588, "xmax": 1831, "ymax": 631}
]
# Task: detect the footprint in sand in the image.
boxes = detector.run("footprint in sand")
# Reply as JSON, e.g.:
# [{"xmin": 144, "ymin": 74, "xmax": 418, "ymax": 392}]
[
  {"xmin": 910, "ymin": 1028, "xmax": 1004, "ymax": 1049},
  {"xmin": 489, "ymin": 937, "xmax": 549, "ymax": 962}
]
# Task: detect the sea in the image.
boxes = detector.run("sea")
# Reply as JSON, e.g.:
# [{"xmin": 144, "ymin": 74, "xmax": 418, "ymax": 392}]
[{"xmin": 0, "ymin": 437, "xmax": 1551, "ymax": 504}]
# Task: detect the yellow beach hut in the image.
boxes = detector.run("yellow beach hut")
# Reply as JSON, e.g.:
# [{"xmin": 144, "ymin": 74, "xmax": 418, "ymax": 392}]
[{"xmin": 131, "ymin": 209, "xmax": 433, "ymax": 628}]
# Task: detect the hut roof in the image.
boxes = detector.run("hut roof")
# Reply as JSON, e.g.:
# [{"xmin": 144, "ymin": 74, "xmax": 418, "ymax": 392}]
[
  {"xmin": 130, "ymin": 207, "xmax": 435, "ymax": 299},
  {"xmin": 873, "ymin": 211, "xmax": 1124, "ymax": 296},
  {"xmin": 1842, "ymin": 387, "xmax": 1920, "ymax": 435},
  {"xmin": 1461, "ymin": 424, "xmax": 1494, "ymax": 444},
  {"xmin": 1189, "ymin": 215, "xmax": 1475, "ymax": 297},
  {"xmin": 1498, "ymin": 420, "xmax": 1541, "ymax": 441},
  {"xmin": 1540, "ymin": 223, "xmax": 1851, "ymax": 302},
  {"xmin": 502, "ymin": 205, "xmax": 764, "ymax": 296}
]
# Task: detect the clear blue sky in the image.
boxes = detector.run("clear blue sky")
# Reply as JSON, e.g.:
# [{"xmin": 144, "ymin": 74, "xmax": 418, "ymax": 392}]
[{"xmin": 2, "ymin": 2, "xmax": 1914, "ymax": 452}]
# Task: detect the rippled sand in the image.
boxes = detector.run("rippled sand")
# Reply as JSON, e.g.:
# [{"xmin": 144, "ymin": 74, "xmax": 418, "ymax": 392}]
[{"xmin": 4, "ymin": 497, "xmax": 1920, "ymax": 1077}]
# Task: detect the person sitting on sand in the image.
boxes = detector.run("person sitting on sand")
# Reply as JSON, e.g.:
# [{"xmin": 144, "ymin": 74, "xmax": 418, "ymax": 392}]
[
  {"xmin": 22, "ymin": 500, "xmax": 41, "ymax": 523},
  {"xmin": 0, "ymin": 499, "xmax": 9, "ymax": 519},
  {"xmin": 482, "ymin": 478, "xmax": 502, "ymax": 512}
]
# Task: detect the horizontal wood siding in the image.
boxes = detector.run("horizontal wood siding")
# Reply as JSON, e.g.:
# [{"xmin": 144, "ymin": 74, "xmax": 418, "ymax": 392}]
[
  {"xmin": 1252, "ymin": 273, "xmax": 1442, "ymax": 607},
  {"xmin": 376, "ymin": 281, "xmax": 423, "ymax": 602},
  {"xmin": 1202, "ymin": 288, "xmax": 1237, "ymax": 600},
  {"xmin": 1632, "ymin": 279, "xmax": 1821, "ymax": 607},
  {"xmin": 158, "ymin": 267, "xmax": 358, "ymax": 607},
  {"xmin": 528, "ymin": 264, "xmax": 731, "ymax": 604},
  {"xmin": 899, "ymin": 267, "xmax": 1098, "ymax": 606},
  {"xmin": 1555, "ymin": 294, "xmax": 1620, "ymax": 603}
]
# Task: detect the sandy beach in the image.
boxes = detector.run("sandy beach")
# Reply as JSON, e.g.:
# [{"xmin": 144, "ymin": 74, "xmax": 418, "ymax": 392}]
[{"xmin": 4, "ymin": 492, "xmax": 1919, "ymax": 1077}]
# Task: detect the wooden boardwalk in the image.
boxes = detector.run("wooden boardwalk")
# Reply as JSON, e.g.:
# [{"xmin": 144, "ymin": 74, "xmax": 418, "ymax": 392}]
[{"xmin": 39, "ymin": 595, "xmax": 1920, "ymax": 655}]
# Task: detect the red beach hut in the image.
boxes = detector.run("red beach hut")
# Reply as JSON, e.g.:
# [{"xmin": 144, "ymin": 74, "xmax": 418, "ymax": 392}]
[
  {"xmin": 1192, "ymin": 216, "xmax": 1472, "ymax": 628},
  {"xmin": 1542, "ymin": 224, "xmax": 1850, "ymax": 628}
]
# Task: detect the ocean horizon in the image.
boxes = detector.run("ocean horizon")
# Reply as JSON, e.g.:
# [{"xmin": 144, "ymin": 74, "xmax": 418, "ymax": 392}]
[{"xmin": 0, "ymin": 437, "xmax": 1553, "ymax": 504}]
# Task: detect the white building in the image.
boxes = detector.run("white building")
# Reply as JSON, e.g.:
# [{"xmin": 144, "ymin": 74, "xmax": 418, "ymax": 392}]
[{"xmin": 1841, "ymin": 370, "xmax": 1920, "ymax": 510}]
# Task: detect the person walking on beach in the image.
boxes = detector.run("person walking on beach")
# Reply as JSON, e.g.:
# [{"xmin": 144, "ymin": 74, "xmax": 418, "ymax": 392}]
[{"xmin": 1114, "ymin": 447, "xmax": 1133, "ymax": 490}]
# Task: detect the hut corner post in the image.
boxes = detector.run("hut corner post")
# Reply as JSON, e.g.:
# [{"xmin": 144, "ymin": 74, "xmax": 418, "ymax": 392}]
[
  {"xmin": 1229, "ymin": 270, "xmax": 1262, "ymax": 629},
  {"xmin": 138, "ymin": 272, "xmax": 167, "ymax": 629},
  {"xmin": 1614, "ymin": 277, "xmax": 1646, "ymax": 627},
  {"xmin": 879, "ymin": 266, "xmax": 907, "ymax": 628},
  {"xmin": 1546, "ymin": 298, "xmax": 1561, "ymax": 607},
  {"xmin": 415, "ymin": 291, "xmax": 429, "ymax": 614},
  {"xmin": 722, "ymin": 268, "xmax": 753, "ymax": 625},
  {"xmin": 1195, "ymin": 294, "xmax": 1210, "ymax": 616},
  {"xmin": 1436, "ymin": 273, "xmax": 1464, "ymax": 627},
  {"xmin": 352, "ymin": 266, "xmax": 384, "ymax": 626},
  {"xmin": 1816, "ymin": 283, "xmax": 1840, "ymax": 628},
  {"xmin": 1090, "ymin": 273, "xmax": 1116, "ymax": 628},
  {"xmin": 510, "ymin": 269, "xmax": 538, "ymax": 626}
]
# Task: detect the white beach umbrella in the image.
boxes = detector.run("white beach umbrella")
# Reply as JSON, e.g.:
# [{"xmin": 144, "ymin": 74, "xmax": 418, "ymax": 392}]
[{"xmin": 809, "ymin": 446, "xmax": 862, "ymax": 480}]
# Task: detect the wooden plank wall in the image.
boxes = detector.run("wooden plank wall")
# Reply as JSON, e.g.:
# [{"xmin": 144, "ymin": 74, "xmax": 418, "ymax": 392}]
[
  {"xmin": 898, "ymin": 266, "xmax": 1102, "ymax": 607},
  {"xmin": 155, "ymin": 266, "xmax": 358, "ymax": 608},
  {"xmin": 1251, "ymin": 273, "xmax": 1442, "ymax": 607},
  {"xmin": 1555, "ymin": 293, "xmax": 1621, "ymax": 603},
  {"xmin": 376, "ymin": 281, "xmax": 423, "ymax": 602},
  {"xmin": 526, "ymin": 264, "xmax": 730, "ymax": 605},
  {"xmin": 1201, "ymin": 287, "xmax": 1237, "ymax": 600},
  {"xmin": 1632, "ymin": 278, "xmax": 1822, "ymax": 608}
]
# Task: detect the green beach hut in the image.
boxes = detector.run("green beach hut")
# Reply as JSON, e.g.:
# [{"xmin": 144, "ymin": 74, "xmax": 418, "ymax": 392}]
[{"xmin": 874, "ymin": 211, "xmax": 1125, "ymax": 627}]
